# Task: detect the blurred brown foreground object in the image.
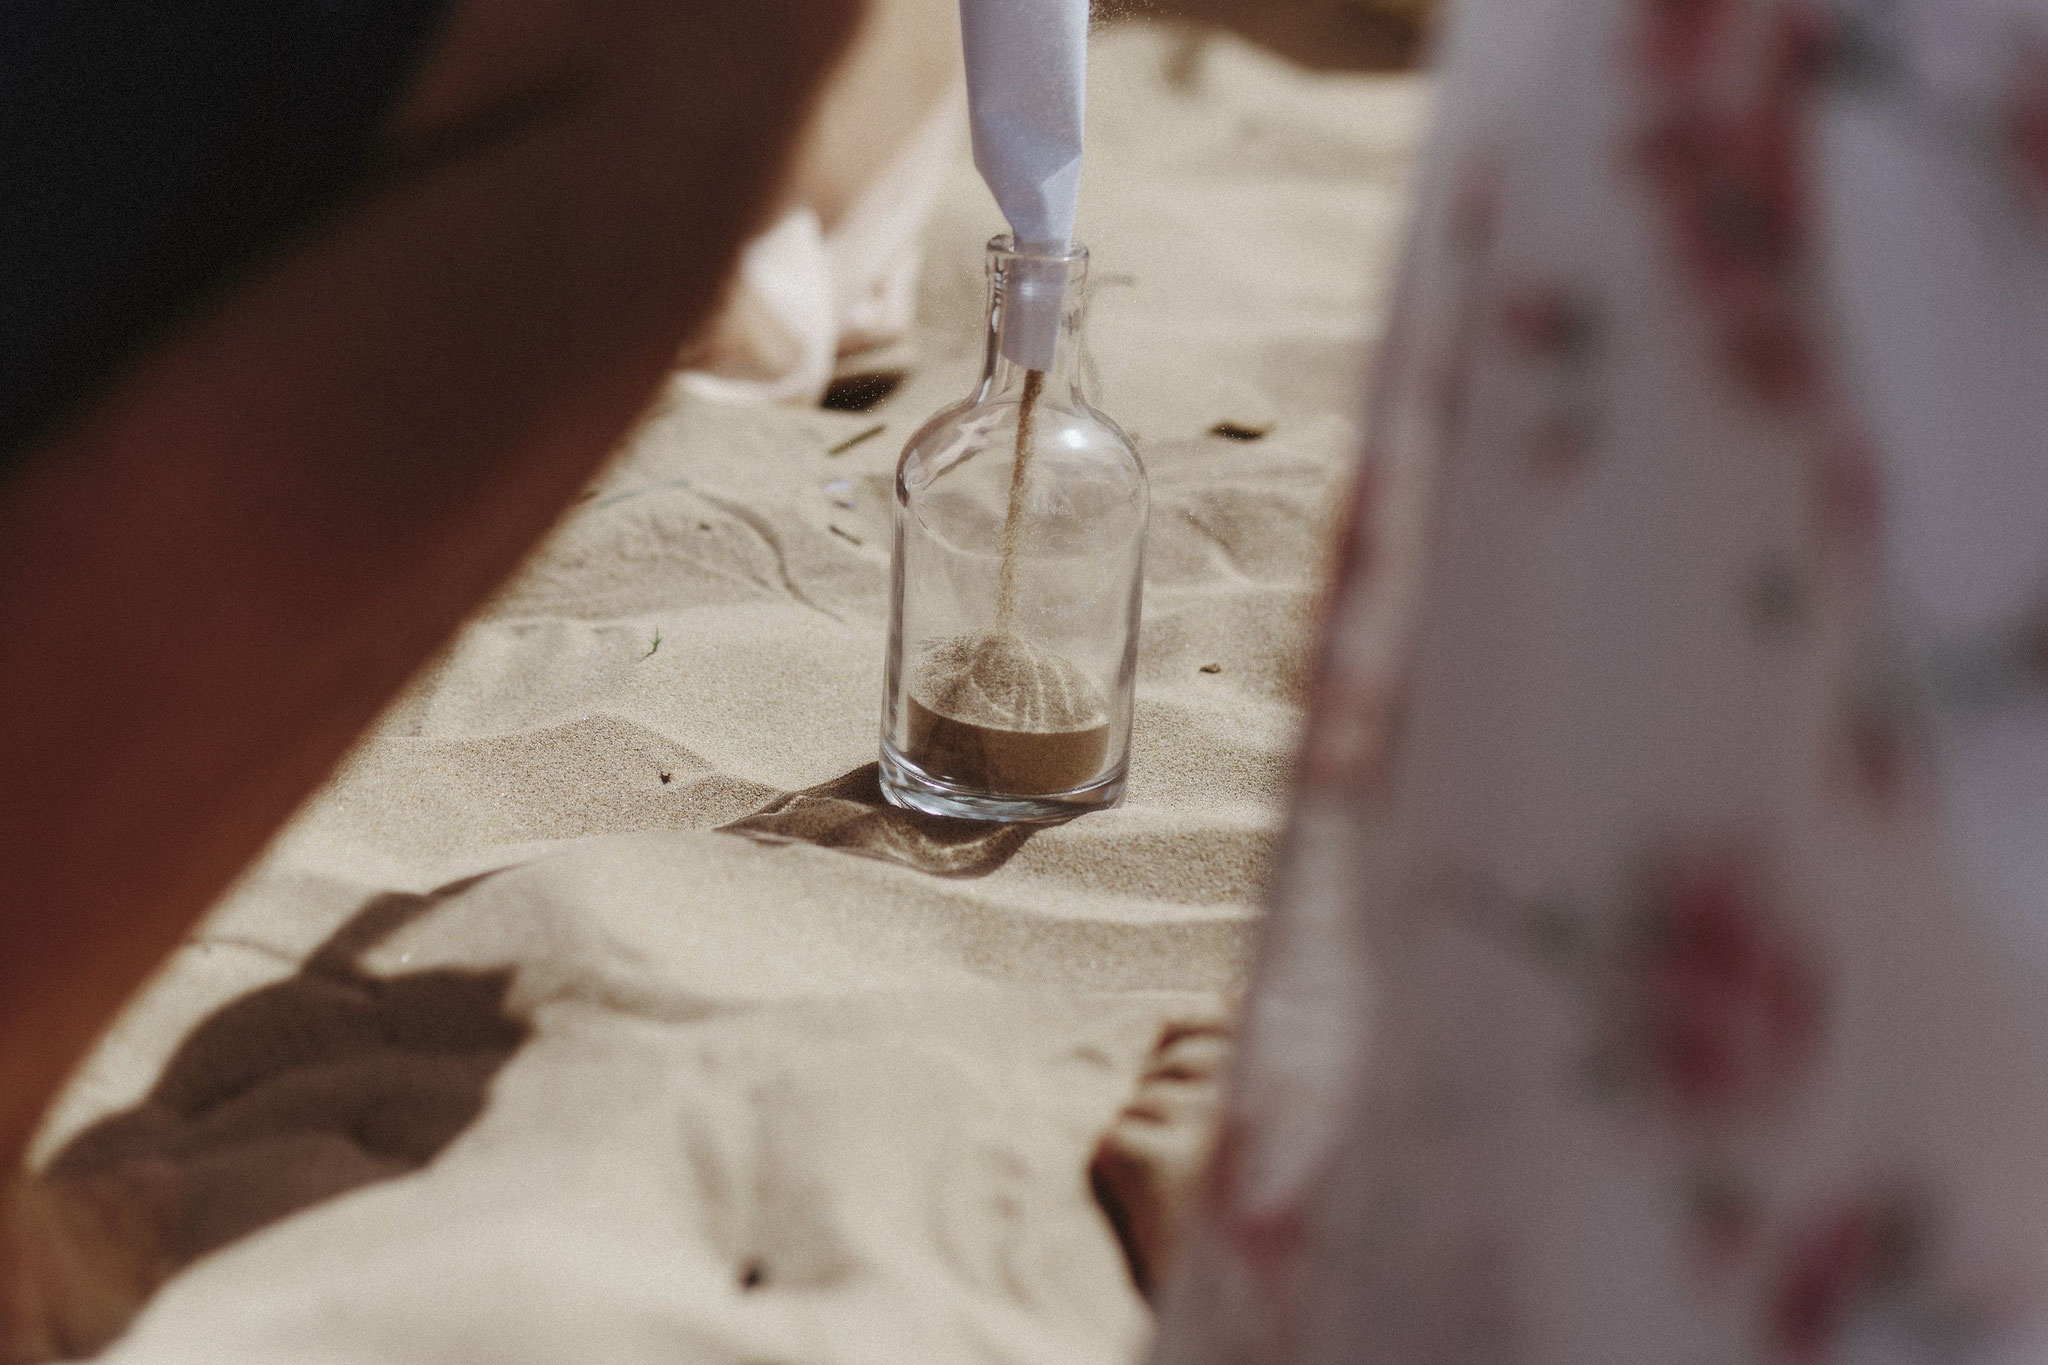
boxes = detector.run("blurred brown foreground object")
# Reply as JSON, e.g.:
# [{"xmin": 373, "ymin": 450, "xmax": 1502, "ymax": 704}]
[
  {"xmin": 0, "ymin": 0, "xmax": 857, "ymax": 1186},
  {"xmin": 0, "ymin": 0, "xmax": 859, "ymax": 1354},
  {"xmin": 1090, "ymin": 1018, "xmax": 1235, "ymax": 1297}
]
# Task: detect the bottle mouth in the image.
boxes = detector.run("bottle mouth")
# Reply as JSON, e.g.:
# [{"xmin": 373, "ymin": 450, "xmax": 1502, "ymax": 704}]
[
  {"xmin": 986, "ymin": 236, "xmax": 1086, "ymax": 372},
  {"xmin": 988, "ymin": 234, "xmax": 1088, "ymax": 267}
]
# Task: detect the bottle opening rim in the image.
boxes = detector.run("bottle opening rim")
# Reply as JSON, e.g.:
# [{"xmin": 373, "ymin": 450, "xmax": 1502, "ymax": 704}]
[{"xmin": 987, "ymin": 234, "xmax": 1089, "ymax": 266}]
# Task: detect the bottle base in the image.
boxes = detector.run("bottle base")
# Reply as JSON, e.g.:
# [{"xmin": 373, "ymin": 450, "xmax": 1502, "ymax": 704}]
[{"xmin": 878, "ymin": 741, "xmax": 1126, "ymax": 824}]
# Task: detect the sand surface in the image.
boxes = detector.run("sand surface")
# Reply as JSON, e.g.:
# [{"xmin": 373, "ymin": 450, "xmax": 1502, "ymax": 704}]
[{"xmin": 36, "ymin": 26, "xmax": 1425, "ymax": 1364}]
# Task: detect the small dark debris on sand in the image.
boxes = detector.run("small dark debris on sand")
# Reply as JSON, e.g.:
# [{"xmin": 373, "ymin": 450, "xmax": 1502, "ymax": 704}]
[
  {"xmin": 821, "ymin": 371, "xmax": 905, "ymax": 413},
  {"xmin": 1209, "ymin": 421, "xmax": 1272, "ymax": 442},
  {"xmin": 827, "ymin": 422, "xmax": 887, "ymax": 455}
]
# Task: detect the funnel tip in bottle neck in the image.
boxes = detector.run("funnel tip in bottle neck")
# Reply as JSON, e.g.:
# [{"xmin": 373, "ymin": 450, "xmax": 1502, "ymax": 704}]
[
  {"xmin": 986, "ymin": 237, "xmax": 1088, "ymax": 378},
  {"xmin": 989, "ymin": 233, "xmax": 1088, "ymax": 267}
]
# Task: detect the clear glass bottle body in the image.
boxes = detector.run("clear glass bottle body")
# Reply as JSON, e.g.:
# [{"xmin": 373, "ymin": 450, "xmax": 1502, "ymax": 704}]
[{"xmin": 879, "ymin": 238, "xmax": 1147, "ymax": 822}]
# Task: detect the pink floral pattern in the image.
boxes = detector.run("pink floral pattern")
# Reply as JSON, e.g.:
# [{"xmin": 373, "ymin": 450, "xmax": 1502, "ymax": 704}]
[
  {"xmin": 1629, "ymin": 0, "xmax": 1893, "ymax": 574},
  {"xmin": 1496, "ymin": 279, "xmax": 1605, "ymax": 482},
  {"xmin": 1631, "ymin": 847, "xmax": 1822, "ymax": 1119},
  {"xmin": 1631, "ymin": 2, "xmax": 1829, "ymax": 412},
  {"xmin": 1151, "ymin": 0, "xmax": 2048, "ymax": 1361},
  {"xmin": 1768, "ymin": 1194, "xmax": 1920, "ymax": 1361},
  {"xmin": 1762, "ymin": 1188, "xmax": 1997, "ymax": 1364},
  {"xmin": 1461, "ymin": 842, "xmax": 1824, "ymax": 1122}
]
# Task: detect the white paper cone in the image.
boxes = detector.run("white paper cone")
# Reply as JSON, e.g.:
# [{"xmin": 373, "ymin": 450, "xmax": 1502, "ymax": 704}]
[{"xmin": 958, "ymin": 0, "xmax": 1087, "ymax": 370}]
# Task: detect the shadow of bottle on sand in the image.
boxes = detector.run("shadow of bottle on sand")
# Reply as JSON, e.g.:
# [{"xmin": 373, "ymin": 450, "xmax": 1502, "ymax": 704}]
[
  {"xmin": 719, "ymin": 763, "xmax": 1043, "ymax": 879},
  {"xmin": 24, "ymin": 875, "xmax": 528, "ymax": 1358}
]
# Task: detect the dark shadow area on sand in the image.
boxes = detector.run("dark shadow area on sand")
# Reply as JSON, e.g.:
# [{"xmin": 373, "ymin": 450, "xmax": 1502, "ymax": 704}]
[{"xmin": 27, "ymin": 875, "xmax": 528, "ymax": 1356}]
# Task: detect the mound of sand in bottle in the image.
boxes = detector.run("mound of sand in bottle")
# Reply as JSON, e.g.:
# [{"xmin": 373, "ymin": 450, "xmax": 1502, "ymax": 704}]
[{"xmin": 905, "ymin": 632, "xmax": 1110, "ymax": 795}]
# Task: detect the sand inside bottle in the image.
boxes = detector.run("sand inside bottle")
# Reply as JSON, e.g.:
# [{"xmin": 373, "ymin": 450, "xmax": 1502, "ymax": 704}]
[
  {"xmin": 902, "ymin": 371, "xmax": 1112, "ymax": 797},
  {"xmin": 905, "ymin": 632, "xmax": 1110, "ymax": 795}
]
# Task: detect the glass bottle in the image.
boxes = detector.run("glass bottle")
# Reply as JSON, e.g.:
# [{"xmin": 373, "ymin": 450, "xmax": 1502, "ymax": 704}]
[{"xmin": 879, "ymin": 236, "xmax": 1147, "ymax": 822}]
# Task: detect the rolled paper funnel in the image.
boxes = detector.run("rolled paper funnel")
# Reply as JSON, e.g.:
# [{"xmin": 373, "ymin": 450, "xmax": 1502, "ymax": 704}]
[{"xmin": 958, "ymin": 0, "xmax": 1087, "ymax": 370}]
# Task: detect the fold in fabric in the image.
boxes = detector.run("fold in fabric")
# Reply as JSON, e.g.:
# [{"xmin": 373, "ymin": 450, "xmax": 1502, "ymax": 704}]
[{"xmin": 682, "ymin": 86, "xmax": 964, "ymax": 406}]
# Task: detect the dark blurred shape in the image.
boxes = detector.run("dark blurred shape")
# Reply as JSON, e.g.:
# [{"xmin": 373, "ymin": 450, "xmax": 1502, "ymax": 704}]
[
  {"xmin": 1096, "ymin": 0, "xmax": 1432, "ymax": 73},
  {"xmin": 0, "ymin": 0, "xmax": 452, "ymax": 466},
  {"xmin": 1090, "ymin": 1017, "xmax": 1235, "ymax": 1297},
  {"xmin": 1209, "ymin": 421, "xmax": 1271, "ymax": 441},
  {"xmin": 821, "ymin": 370, "xmax": 907, "ymax": 412}
]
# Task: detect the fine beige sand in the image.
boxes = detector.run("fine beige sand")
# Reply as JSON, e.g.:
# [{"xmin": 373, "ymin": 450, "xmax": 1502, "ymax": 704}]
[{"xmin": 31, "ymin": 25, "xmax": 1426, "ymax": 1364}]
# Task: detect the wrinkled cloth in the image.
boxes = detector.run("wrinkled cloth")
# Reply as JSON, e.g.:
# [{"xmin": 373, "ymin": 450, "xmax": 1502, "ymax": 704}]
[
  {"xmin": 1154, "ymin": 0, "xmax": 2048, "ymax": 1360},
  {"xmin": 682, "ymin": 86, "xmax": 963, "ymax": 405}
]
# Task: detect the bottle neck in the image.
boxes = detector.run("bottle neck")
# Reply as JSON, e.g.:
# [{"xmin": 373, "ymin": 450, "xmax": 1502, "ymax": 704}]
[{"xmin": 976, "ymin": 238, "xmax": 1089, "ymax": 406}]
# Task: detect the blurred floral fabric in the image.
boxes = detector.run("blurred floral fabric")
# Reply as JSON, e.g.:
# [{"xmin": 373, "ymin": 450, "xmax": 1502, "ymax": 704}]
[{"xmin": 1152, "ymin": 0, "xmax": 2048, "ymax": 1360}]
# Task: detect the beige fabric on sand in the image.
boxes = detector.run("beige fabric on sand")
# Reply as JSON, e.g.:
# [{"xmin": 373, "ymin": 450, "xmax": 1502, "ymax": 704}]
[{"xmin": 681, "ymin": 0, "xmax": 966, "ymax": 403}]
